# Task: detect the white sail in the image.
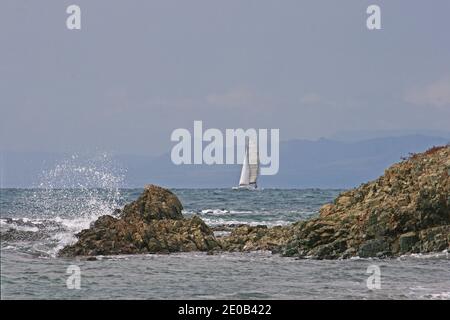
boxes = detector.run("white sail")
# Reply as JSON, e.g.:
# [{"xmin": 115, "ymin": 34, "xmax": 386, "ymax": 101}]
[
  {"xmin": 248, "ymin": 137, "xmax": 259, "ymax": 185},
  {"xmin": 238, "ymin": 142, "xmax": 250, "ymax": 186},
  {"xmin": 238, "ymin": 137, "xmax": 259, "ymax": 188}
]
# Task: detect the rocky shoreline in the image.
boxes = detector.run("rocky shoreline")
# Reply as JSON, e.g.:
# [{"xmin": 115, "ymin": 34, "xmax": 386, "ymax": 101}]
[{"xmin": 60, "ymin": 145, "xmax": 450, "ymax": 259}]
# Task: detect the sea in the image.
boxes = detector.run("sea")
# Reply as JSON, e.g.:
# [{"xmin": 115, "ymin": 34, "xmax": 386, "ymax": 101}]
[
  {"xmin": 0, "ymin": 159, "xmax": 449, "ymax": 300},
  {"xmin": 1, "ymin": 188, "xmax": 449, "ymax": 300}
]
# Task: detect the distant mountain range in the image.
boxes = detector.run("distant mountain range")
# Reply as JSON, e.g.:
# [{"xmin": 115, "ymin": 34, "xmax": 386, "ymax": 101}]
[
  {"xmin": 329, "ymin": 129, "xmax": 450, "ymax": 142},
  {"xmin": 1, "ymin": 135, "xmax": 448, "ymax": 189}
]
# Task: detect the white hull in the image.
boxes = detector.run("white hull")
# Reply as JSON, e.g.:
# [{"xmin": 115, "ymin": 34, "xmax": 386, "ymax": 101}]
[{"xmin": 232, "ymin": 184, "xmax": 257, "ymax": 190}]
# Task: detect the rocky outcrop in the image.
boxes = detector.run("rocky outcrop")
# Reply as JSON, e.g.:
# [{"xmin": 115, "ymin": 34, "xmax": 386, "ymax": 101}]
[
  {"xmin": 59, "ymin": 185, "xmax": 220, "ymax": 257},
  {"xmin": 60, "ymin": 146, "xmax": 450, "ymax": 259},
  {"xmin": 218, "ymin": 146, "xmax": 449, "ymax": 258},
  {"xmin": 121, "ymin": 184, "xmax": 183, "ymax": 221},
  {"xmin": 220, "ymin": 225, "xmax": 294, "ymax": 253},
  {"xmin": 281, "ymin": 145, "xmax": 450, "ymax": 258}
]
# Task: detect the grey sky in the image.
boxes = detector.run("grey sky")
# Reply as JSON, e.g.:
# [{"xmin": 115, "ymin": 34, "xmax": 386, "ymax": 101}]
[{"xmin": 1, "ymin": 0, "xmax": 449, "ymax": 156}]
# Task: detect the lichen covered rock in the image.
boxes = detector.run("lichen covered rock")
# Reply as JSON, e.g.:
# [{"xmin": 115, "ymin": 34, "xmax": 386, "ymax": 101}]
[{"xmin": 281, "ymin": 145, "xmax": 450, "ymax": 259}]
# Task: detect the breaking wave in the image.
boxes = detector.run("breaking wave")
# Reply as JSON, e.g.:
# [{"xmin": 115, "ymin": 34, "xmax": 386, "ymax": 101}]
[{"xmin": 1, "ymin": 153, "xmax": 125, "ymax": 257}]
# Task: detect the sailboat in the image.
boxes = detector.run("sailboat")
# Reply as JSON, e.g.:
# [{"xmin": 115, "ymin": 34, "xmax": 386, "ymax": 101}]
[{"xmin": 233, "ymin": 137, "xmax": 259, "ymax": 190}]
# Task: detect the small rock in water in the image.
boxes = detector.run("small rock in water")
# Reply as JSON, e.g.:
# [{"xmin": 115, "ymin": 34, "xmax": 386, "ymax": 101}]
[{"xmin": 59, "ymin": 185, "xmax": 221, "ymax": 257}]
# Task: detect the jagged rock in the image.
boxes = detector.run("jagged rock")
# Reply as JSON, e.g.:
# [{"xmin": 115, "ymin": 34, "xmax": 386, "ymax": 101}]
[
  {"xmin": 358, "ymin": 239, "xmax": 390, "ymax": 258},
  {"xmin": 399, "ymin": 232, "xmax": 419, "ymax": 253},
  {"xmin": 281, "ymin": 145, "xmax": 450, "ymax": 259},
  {"xmin": 59, "ymin": 185, "xmax": 220, "ymax": 257},
  {"xmin": 220, "ymin": 225, "xmax": 294, "ymax": 253},
  {"xmin": 121, "ymin": 184, "xmax": 183, "ymax": 222}
]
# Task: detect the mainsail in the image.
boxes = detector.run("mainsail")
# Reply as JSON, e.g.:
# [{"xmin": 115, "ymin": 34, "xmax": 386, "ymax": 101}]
[{"xmin": 238, "ymin": 137, "xmax": 259, "ymax": 188}]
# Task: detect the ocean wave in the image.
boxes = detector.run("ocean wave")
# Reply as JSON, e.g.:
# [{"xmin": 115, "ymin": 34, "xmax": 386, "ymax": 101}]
[
  {"xmin": 229, "ymin": 210, "xmax": 253, "ymax": 214},
  {"xmin": 201, "ymin": 209, "xmax": 230, "ymax": 215},
  {"xmin": 183, "ymin": 208, "xmax": 254, "ymax": 216},
  {"xmin": 0, "ymin": 154, "xmax": 126, "ymax": 257},
  {"xmin": 398, "ymin": 250, "xmax": 449, "ymax": 260},
  {"xmin": 201, "ymin": 217, "xmax": 291, "ymax": 227},
  {"xmin": 1, "ymin": 218, "xmax": 41, "ymax": 233},
  {"xmin": 0, "ymin": 211, "xmax": 117, "ymax": 257},
  {"xmin": 427, "ymin": 292, "xmax": 450, "ymax": 300}
]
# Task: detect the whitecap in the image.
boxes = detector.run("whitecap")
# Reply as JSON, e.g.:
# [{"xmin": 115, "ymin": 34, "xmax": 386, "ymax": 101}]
[{"xmin": 201, "ymin": 209, "xmax": 230, "ymax": 215}]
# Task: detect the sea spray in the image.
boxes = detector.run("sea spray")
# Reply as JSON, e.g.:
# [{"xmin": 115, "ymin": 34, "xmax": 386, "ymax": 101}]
[{"xmin": 33, "ymin": 153, "xmax": 125, "ymax": 256}]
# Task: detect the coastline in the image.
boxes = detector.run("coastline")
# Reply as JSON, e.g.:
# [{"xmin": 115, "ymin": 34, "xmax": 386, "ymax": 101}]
[{"xmin": 58, "ymin": 146, "xmax": 450, "ymax": 260}]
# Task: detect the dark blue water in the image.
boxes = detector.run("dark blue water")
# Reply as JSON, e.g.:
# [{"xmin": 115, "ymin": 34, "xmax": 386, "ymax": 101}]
[{"xmin": 1, "ymin": 188, "xmax": 449, "ymax": 299}]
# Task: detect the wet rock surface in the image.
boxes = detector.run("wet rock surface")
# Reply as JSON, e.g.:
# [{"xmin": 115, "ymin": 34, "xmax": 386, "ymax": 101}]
[{"xmin": 60, "ymin": 146, "xmax": 449, "ymax": 259}]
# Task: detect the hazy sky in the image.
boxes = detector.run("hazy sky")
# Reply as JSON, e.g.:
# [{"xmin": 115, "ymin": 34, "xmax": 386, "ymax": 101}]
[{"xmin": 1, "ymin": 0, "xmax": 449, "ymax": 156}]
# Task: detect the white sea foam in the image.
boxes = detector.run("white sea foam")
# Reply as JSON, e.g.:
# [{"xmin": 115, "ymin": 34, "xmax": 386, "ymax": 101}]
[
  {"xmin": 229, "ymin": 210, "xmax": 253, "ymax": 214},
  {"xmin": 188, "ymin": 208, "xmax": 257, "ymax": 216},
  {"xmin": 201, "ymin": 209, "xmax": 230, "ymax": 215},
  {"xmin": 32, "ymin": 153, "xmax": 125, "ymax": 257},
  {"xmin": 3, "ymin": 224, "xmax": 39, "ymax": 233},
  {"xmin": 0, "ymin": 218, "xmax": 40, "ymax": 232},
  {"xmin": 398, "ymin": 250, "xmax": 449, "ymax": 260},
  {"xmin": 201, "ymin": 217, "xmax": 291, "ymax": 227},
  {"xmin": 428, "ymin": 292, "xmax": 450, "ymax": 300},
  {"xmin": 176, "ymin": 211, "xmax": 292, "ymax": 227}
]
